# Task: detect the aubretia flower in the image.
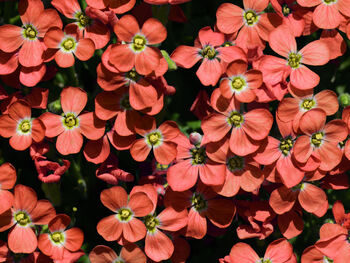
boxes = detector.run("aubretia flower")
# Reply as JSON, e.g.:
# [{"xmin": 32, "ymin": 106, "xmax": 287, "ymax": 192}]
[
  {"xmin": 130, "ymin": 116, "xmax": 180, "ymax": 165},
  {"xmin": 297, "ymin": 0, "xmax": 350, "ymax": 29},
  {"xmin": 259, "ymin": 26, "xmax": 330, "ymax": 90},
  {"xmin": 109, "ymin": 15, "xmax": 166, "ymax": 75},
  {"xmin": 171, "ymin": 26, "xmax": 246, "ymax": 86},
  {"xmin": 40, "ymin": 87, "xmax": 105, "ymax": 155},
  {"xmin": 44, "ymin": 24, "xmax": 95, "ymax": 68},
  {"xmin": 0, "ymin": 100, "xmax": 45, "ymax": 151},
  {"xmin": 0, "ymin": 184, "xmax": 56, "ymax": 254},
  {"xmin": 97, "ymin": 186, "xmax": 153, "ymax": 243},
  {"xmin": 0, "ymin": 0, "xmax": 62, "ymax": 67},
  {"xmin": 86, "ymin": 0, "xmax": 136, "ymax": 14},
  {"xmin": 89, "ymin": 244, "xmax": 146, "ymax": 263},
  {"xmin": 0, "ymin": 163, "xmax": 16, "ymax": 215},
  {"xmin": 38, "ymin": 214, "xmax": 84, "ymax": 260},
  {"xmin": 216, "ymin": 0, "xmax": 276, "ymax": 48}
]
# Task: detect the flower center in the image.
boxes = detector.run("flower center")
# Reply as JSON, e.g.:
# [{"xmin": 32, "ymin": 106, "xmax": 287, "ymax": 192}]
[
  {"xmin": 132, "ymin": 35, "xmax": 147, "ymax": 52},
  {"xmin": 201, "ymin": 46, "xmax": 217, "ymax": 59},
  {"xmin": 18, "ymin": 119, "xmax": 31, "ymax": 134},
  {"xmin": 191, "ymin": 193, "xmax": 207, "ymax": 212},
  {"xmin": 257, "ymin": 259, "xmax": 272, "ymax": 263},
  {"xmin": 228, "ymin": 112, "xmax": 244, "ymax": 127},
  {"xmin": 120, "ymin": 95, "xmax": 131, "ymax": 110},
  {"xmin": 62, "ymin": 113, "xmax": 79, "ymax": 129},
  {"xmin": 282, "ymin": 4, "xmax": 291, "ymax": 16},
  {"xmin": 75, "ymin": 12, "xmax": 91, "ymax": 28},
  {"xmin": 125, "ymin": 68, "xmax": 140, "ymax": 82},
  {"xmin": 301, "ymin": 99, "xmax": 315, "ymax": 111},
  {"xmin": 244, "ymin": 10, "xmax": 259, "ymax": 26},
  {"xmin": 23, "ymin": 24, "xmax": 37, "ymax": 40},
  {"xmin": 146, "ymin": 132, "xmax": 162, "ymax": 147},
  {"xmin": 279, "ymin": 137, "xmax": 293, "ymax": 156},
  {"xmin": 14, "ymin": 211, "xmax": 31, "ymax": 227},
  {"xmin": 144, "ymin": 215, "xmax": 159, "ymax": 233},
  {"xmin": 231, "ymin": 77, "xmax": 246, "ymax": 91},
  {"xmin": 61, "ymin": 37, "xmax": 76, "ymax": 52},
  {"xmin": 50, "ymin": 231, "xmax": 65, "ymax": 244},
  {"xmin": 311, "ymin": 132, "xmax": 324, "ymax": 147},
  {"xmin": 190, "ymin": 147, "xmax": 207, "ymax": 165},
  {"xmin": 288, "ymin": 52, "xmax": 302, "ymax": 69},
  {"xmin": 117, "ymin": 208, "xmax": 133, "ymax": 222},
  {"xmin": 323, "ymin": 256, "xmax": 334, "ymax": 263},
  {"xmin": 227, "ymin": 156, "xmax": 244, "ymax": 171},
  {"xmin": 323, "ymin": 0, "xmax": 337, "ymax": 4}
]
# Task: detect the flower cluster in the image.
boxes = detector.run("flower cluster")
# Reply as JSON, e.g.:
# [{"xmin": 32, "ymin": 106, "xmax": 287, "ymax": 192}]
[{"xmin": 0, "ymin": 0, "xmax": 349, "ymax": 262}]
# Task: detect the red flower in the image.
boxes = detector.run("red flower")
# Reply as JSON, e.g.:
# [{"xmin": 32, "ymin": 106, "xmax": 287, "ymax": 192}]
[
  {"xmin": 44, "ymin": 24, "xmax": 95, "ymax": 68},
  {"xmin": 130, "ymin": 116, "xmax": 180, "ymax": 165},
  {"xmin": 89, "ymin": 244, "xmax": 146, "ymax": 263},
  {"xmin": 85, "ymin": 0, "xmax": 136, "ymax": 14},
  {"xmin": 0, "ymin": 184, "xmax": 56, "ymax": 254},
  {"xmin": 110, "ymin": 15, "xmax": 166, "ymax": 75},
  {"xmin": 171, "ymin": 26, "xmax": 246, "ymax": 86},
  {"xmin": 40, "ymin": 87, "xmax": 105, "ymax": 155},
  {"xmin": 38, "ymin": 214, "xmax": 84, "ymax": 260},
  {"xmin": 0, "ymin": 163, "xmax": 16, "ymax": 215},
  {"xmin": 0, "ymin": 0, "xmax": 62, "ymax": 67},
  {"xmin": 0, "ymin": 100, "xmax": 45, "ymax": 151},
  {"xmin": 96, "ymin": 186, "xmax": 153, "ymax": 243}
]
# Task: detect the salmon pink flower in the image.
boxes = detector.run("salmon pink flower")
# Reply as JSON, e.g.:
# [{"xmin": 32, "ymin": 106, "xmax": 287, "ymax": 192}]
[
  {"xmin": 130, "ymin": 116, "xmax": 180, "ymax": 165},
  {"xmin": 0, "ymin": 0, "xmax": 62, "ymax": 67},
  {"xmin": 216, "ymin": 0, "xmax": 276, "ymax": 48},
  {"xmin": 202, "ymin": 91, "xmax": 273, "ymax": 156},
  {"xmin": 228, "ymin": 238, "xmax": 295, "ymax": 263},
  {"xmin": 38, "ymin": 214, "xmax": 84, "ymax": 260},
  {"xmin": 144, "ymin": 207, "xmax": 188, "ymax": 262},
  {"xmin": 166, "ymin": 133, "xmax": 226, "ymax": 191},
  {"xmin": 97, "ymin": 186, "xmax": 153, "ymax": 243},
  {"xmin": 297, "ymin": 0, "xmax": 350, "ymax": 29},
  {"xmin": 164, "ymin": 183, "xmax": 236, "ymax": 239},
  {"xmin": 259, "ymin": 26, "xmax": 329, "ymax": 90},
  {"xmin": 51, "ymin": 0, "xmax": 110, "ymax": 49},
  {"xmin": 171, "ymin": 26, "xmax": 246, "ymax": 86},
  {"xmin": 0, "ymin": 100, "xmax": 45, "ymax": 151},
  {"xmin": 40, "ymin": 87, "xmax": 105, "ymax": 155},
  {"xmin": 0, "ymin": 163, "xmax": 16, "ymax": 215},
  {"xmin": 86, "ymin": 0, "xmax": 135, "ymax": 14},
  {"xmin": 219, "ymin": 60, "xmax": 263, "ymax": 103},
  {"xmin": 277, "ymin": 89, "xmax": 339, "ymax": 133},
  {"xmin": 293, "ymin": 109, "xmax": 347, "ymax": 171},
  {"xmin": 0, "ymin": 184, "xmax": 56, "ymax": 254},
  {"xmin": 89, "ymin": 244, "xmax": 146, "ymax": 263},
  {"xmin": 109, "ymin": 15, "xmax": 166, "ymax": 75},
  {"xmin": 44, "ymin": 24, "xmax": 95, "ymax": 68}
]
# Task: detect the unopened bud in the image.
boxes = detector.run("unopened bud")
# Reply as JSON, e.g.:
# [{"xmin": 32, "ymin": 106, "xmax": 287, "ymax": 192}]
[
  {"xmin": 189, "ymin": 132, "xmax": 202, "ymax": 146},
  {"xmin": 339, "ymin": 93, "xmax": 350, "ymax": 107}
]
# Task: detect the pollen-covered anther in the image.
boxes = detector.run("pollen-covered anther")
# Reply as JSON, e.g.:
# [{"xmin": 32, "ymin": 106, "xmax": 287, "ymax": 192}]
[
  {"xmin": 191, "ymin": 147, "xmax": 206, "ymax": 165},
  {"xmin": 288, "ymin": 52, "xmax": 302, "ymax": 69},
  {"xmin": 63, "ymin": 113, "xmax": 79, "ymax": 129},
  {"xmin": 301, "ymin": 99, "xmax": 315, "ymax": 110},
  {"xmin": 191, "ymin": 193, "xmax": 207, "ymax": 212},
  {"xmin": 51, "ymin": 231, "xmax": 65, "ymax": 244},
  {"xmin": 227, "ymin": 156, "xmax": 244, "ymax": 171},
  {"xmin": 201, "ymin": 46, "xmax": 217, "ymax": 59},
  {"xmin": 279, "ymin": 138, "xmax": 293, "ymax": 156},
  {"xmin": 18, "ymin": 120, "xmax": 31, "ymax": 134},
  {"xmin": 259, "ymin": 258, "xmax": 273, "ymax": 263},
  {"xmin": 125, "ymin": 68, "xmax": 140, "ymax": 82},
  {"xmin": 311, "ymin": 132, "xmax": 324, "ymax": 147},
  {"xmin": 78, "ymin": 14, "xmax": 90, "ymax": 27},
  {"xmin": 14, "ymin": 211, "xmax": 31, "ymax": 226},
  {"xmin": 23, "ymin": 25, "xmax": 37, "ymax": 40},
  {"xmin": 117, "ymin": 208, "xmax": 133, "ymax": 222},
  {"xmin": 323, "ymin": 0, "xmax": 337, "ymax": 4},
  {"xmin": 228, "ymin": 112, "xmax": 244, "ymax": 127},
  {"xmin": 132, "ymin": 35, "xmax": 147, "ymax": 52},
  {"xmin": 231, "ymin": 77, "xmax": 245, "ymax": 91},
  {"xmin": 147, "ymin": 132, "xmax": 162, "ymax": 147},
  {"xmin": 144, "ymin": 215, "xmax": 159, "ymax": 233},
  {"xmin": 282, "ymin": 4, "xmax": 291, "ymax": 16},
  {"xmin": 244, "ymin": 10, "xmax": 258, "ymax": 26}
]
